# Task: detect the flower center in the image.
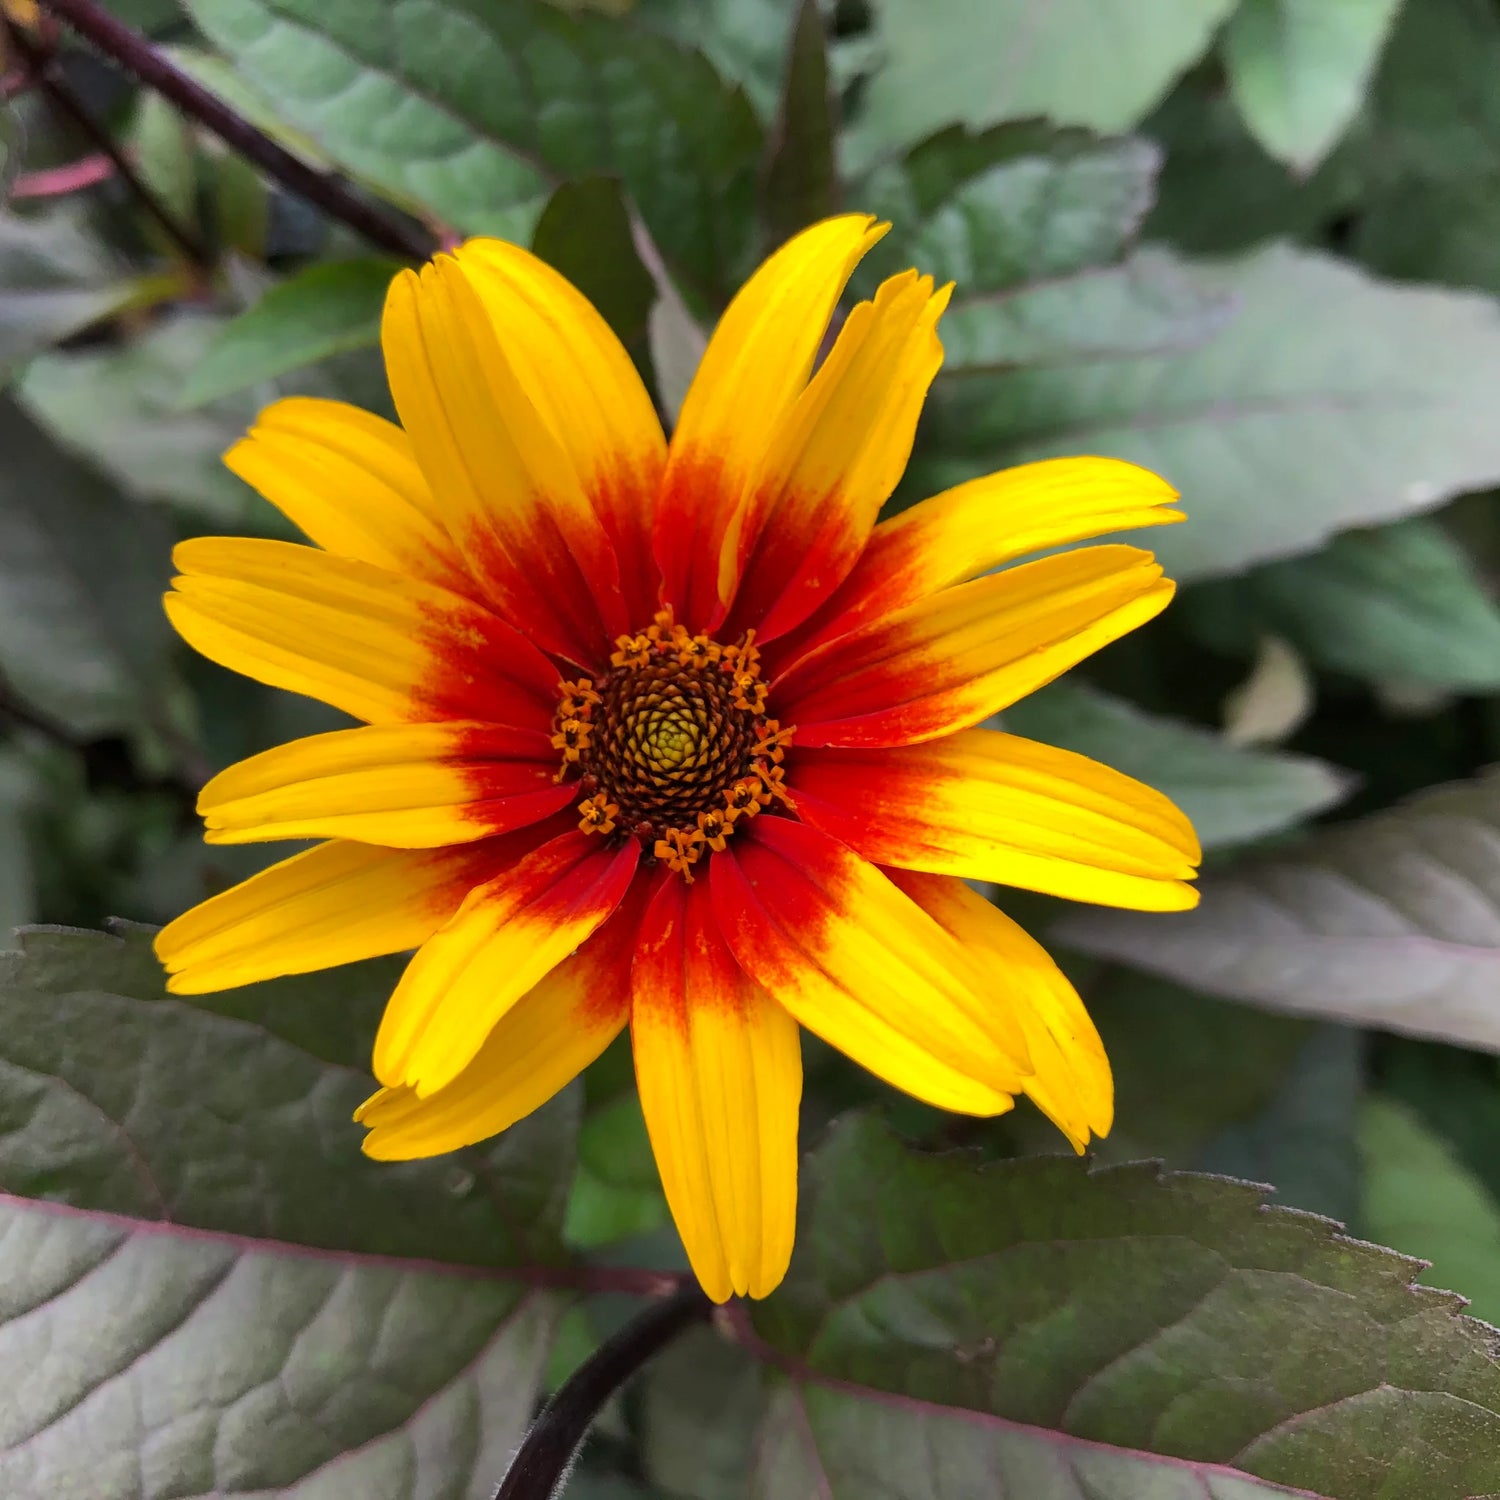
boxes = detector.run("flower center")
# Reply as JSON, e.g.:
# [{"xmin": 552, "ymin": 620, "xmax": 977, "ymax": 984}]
[{"xmin": 552, "ymin": 610, "xmax": 794, "ymax": 880}]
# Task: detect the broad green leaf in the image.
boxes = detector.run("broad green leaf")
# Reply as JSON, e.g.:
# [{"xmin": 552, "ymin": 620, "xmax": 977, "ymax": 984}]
[
  {"xmin": 0, "ymin": 207, "xmax": 156, "ymax": 382},
  {"xmin": 1360, "ymin": 1097, "xmax": 1500, "ymax": 1325},
  {"xmin": 17, "ymin": 316, "xmax": 262, "ymax": 524},
  {"xmin": 920, "ymin": 244, "xmax": 1500, "ymax": 581},
  {"xmin": 1057, "ymin": 768, "xmax": 1500, "ymax": 1051},
  {"xmin": 0, "ymin": 924, "xmax": 583, "ymax": 1495},
  {"xmin": 634, "ymin": 0, "xmax": 796, "ymax": 119},
  {"xmin": 1001, "ymin": 682, "xmax": 1351, "ymax": 850},
  {"xmin": 531, "ymin": 177, "xmax": 657, "ymax": 348},
  {"xmin": 849, "ymin": 0, "xmax": 1238, "ymax": 157},
  {"xmin": 0, "ymin": 400, "xmax": 178, "ymax": 738},
  {"xmin": 1222, "ymin": 0, "xmax": 1404, "ymax": 172},
  {"xmin": 180, "ymin": 259, "xmax": 398, "ymax": 407},
  {"xmin": 1183, "ymin": 517, "xmax": 1500, "ymax": 690},
  {"xmin": 752, "ymin": 1115, "xmax": 1500, "ymax": 1500},
  {"xmin": 182, "ymin": 0, "xmax": 763, "ymax": 297},
  {"xmin": 0, "ymin": 1194, "xmax": 559, "ymax": 1499},
  {"xmin": 863, "ymin": 124, "xmax": 1162, "ymax": 293},
  {"xmin": 761, "ymin": 0, "xmax": 836, "ymax": 246}
]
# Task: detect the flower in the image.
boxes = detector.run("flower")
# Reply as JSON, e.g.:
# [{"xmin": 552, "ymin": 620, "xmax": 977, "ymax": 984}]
[{"xmin": 155, "ymin": 215, "xmax": 1200, "ymax": 1302}]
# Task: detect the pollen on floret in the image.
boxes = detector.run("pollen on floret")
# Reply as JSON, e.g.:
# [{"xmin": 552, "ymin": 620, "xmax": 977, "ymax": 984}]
[{"xmin": 553, "ymin": 608, "xmax": 794, "ymax": 878}]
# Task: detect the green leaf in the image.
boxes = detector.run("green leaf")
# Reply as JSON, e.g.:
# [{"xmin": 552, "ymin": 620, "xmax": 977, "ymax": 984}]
[
  {"xmin": 17, "ymin": 316, "xmax": 264, "ymax": 525},
  {"xmin": 1183, "ymin": 517, "xmax": 1500, "ymax": 690},
  {"xmin": 864, "ymin": 124, "xmax": 1163, "ymax": 294},
  {"xmin": 0, "ymin": 1193, "xmax": 560, "ymax": 1497},
  {"xmin": 752, "ymin": 1115, "xmax": 1500, "ymax": 1500},
  {"xmin": 180, "ymin": 259, "xmax": 398, "ymax": 408},
  {"xmin": 1057, "ymin": 768, "xmax": 1500, "ymax": 1051},
  {"xmin": 0, "ymin": 400, "xmax": 178, "ymax": 738},
  {"xmin": 1222, "ymin": 0, "xmax": 1404, "ymax": 172},
  {"xmin": 182, "ymin": 0, "xmax": 763, "ymax": 296},
  {"xmin": 531, "ymin": 176, "xmax": 657, "ymax": 348},
  {"xmin": 0, "ymin": 923, "xmax": 582, "ymax": 1494},
  {"xmin": 761, "ymin": 0, "xmax": 836, "ymax": 246},
  {"xmin": 920, "ymin": 244, "xmax": 1500, "ymax": 582},
  {"xmin": 0, "ymin": 207, "xmax": 155, "ymax": 383},
  {"xmin": 1001, "ymin": 682, "xmax": 1352, "ymax": 850},
  {"xmin": 634, "ymin": 0, "xmax": 797, "ymax": 119},
  {"xmin": 849, "ymin": 0, "xmax": 1237, "ymax": 157},
  {"xmin": 1360, "ymin": 1097, "xmax": 1500, "ymax": 1325}
]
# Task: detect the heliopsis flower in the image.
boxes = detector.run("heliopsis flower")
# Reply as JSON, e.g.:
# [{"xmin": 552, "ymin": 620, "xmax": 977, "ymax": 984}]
[{"xmin": 155, "ymin": 215, "xmax": 1200, "ymax": 1302}]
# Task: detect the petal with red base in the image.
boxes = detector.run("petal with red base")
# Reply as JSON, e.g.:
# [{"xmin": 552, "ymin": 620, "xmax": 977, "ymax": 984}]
[
  {"xmin": 720, "ymin": 270, "xmax": 950, "ymax": 642},
  {"xmin": 373, "ymin": 830, "xmax": 640, "ymax": 1096},
  {"xmin": 632, "ymin": 874, "xmax": 801, "ymax": 1302},
  {"xmin": 655, "ymin": 215, "xmax": 887, "ymax": 628},
  {"xmin": 455, "ymin": 238, "xmax": 668, "ymax": 622},
  {"xmin": 775, "ymin": 544, "xmax": 1173, "ymax": 748},
  {"xmin": 197, "ymin": 722, "xmax": 573, "ymax": 848},
  {"xmin": 792, "ymin": 729, "xmax": 1200, "ymax": 910},
  {"xmin": 891, "ymin": 870, "xmax": 1113, "ymax": 1151},
  {"xmin": 383, "ymin": 258, "xmax": 624, "ymax": 665},
  {"xmin": 710, "ymin": 817, "xmax": 1029, "ymax": 1113},
  {"xmin": 776, "ymin": 457, "xmax": 1181, "ymax": 665},
  {"xmin": 224, "ymin": 397, "xmax": 476, "ymax": 600},
  {"xmin": 166, "ymin": 538, "xmax": 560, "ymax": 728},
  {"xmin": 357, "ymin": 880, "xmax": 652, "ymax": 1161},
  {"xmin": 155, "ymin": 837, "xmax": 513, "ymax": 995}
]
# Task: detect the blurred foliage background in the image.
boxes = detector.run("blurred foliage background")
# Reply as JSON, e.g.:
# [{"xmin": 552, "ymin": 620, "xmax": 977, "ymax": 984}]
[{"xmin": 6, "ymin": 0, "xmax": 1500, "ymax": 1496}]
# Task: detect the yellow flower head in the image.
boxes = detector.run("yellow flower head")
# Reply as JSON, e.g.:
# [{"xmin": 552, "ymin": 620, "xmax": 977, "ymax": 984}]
[{"xmin": 155, "ymin": 216, "xmax": 1200, "ymax": 1303}]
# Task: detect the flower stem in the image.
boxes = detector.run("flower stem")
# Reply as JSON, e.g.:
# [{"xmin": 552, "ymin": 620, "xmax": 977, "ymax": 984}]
[
  {"xmin": 34, "ymin": 0, "xmax": 435, "ymax": 261},
  {"xmin": 3, "ymin": 15, "xmax": 209, "ymax": 269},
  {"xmin": 493, "ymin": 1282, "xmax": 713, "ymax": 1500}
]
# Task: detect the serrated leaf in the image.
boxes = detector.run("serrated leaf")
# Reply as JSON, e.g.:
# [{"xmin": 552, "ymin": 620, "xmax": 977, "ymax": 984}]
[
  {"xmin": 1222, "ymin": 0, "xmax": 1404, "ymax": 172},
  {"xmin": 181, "ymin": 259, "xmax": 398, "ymax": 408},
  {"xmin": 0, "ymin": 400, "xmax": 178, "ymax": 738},
  {"xmin": 920, "ymin": 244, "xmax": 1500, "ymax": 582},
  {"xmin": 1001, "ymin": 682, "xmax": 1351, "ymax": 850},
  {"xmin": 1056, "ymin": 767, "xmax": 1500, "ymax": 1052},
  {"xmin": 751, "ymin": 1115, "xmax": 1500, "ymax": 1500},
  {"xmin": 0, "ymin": 923, "xmax": 584, "ymax": 1495},
  {"xmin": 761, "ymin": 0, "xmax": 837, "ymax": 246},
  {"xmin": 17, "ymin": 316, "xmax": 265, "ymax": 525},
  {"xmin": 1360, "ymin": 1096, "xmax": 1500, "ymax": 1325},
  {"xmin": 182, "ymin": 0, "xmax": 763, "ymax": 296},
  {"xmin": 0, "ymin": 1194, "xmax": 559, "ymax": 1499},
  {"xmin": 1186, "ymin": 516, "xmax": 1500, "ymax": 689},
  {"xmin": 849, "ymin": 0, "xmax": 1237, "ymax": 157}
]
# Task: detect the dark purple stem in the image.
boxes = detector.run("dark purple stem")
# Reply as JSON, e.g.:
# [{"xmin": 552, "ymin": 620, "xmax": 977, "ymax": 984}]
[
  {"xmin": 35, "ymin": 0, "xmax": 435, "ymax": 261},
  {"xmin": 492, "ymin": 1282, "xmax": 714, "ymax": 1500}
]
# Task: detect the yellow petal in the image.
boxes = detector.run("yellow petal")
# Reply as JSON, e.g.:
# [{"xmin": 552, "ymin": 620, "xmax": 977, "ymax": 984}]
[
  {"xmin": 454, "ymin": 238, "xmax": 668, "ymax": 620},
  {"xmin": 656, "ymin": 214, "xmax": 888, "ymax": 628},
  {"xmin": 166, "ymin": 537, "xmax": 559, "ymax": 727},
  {"xmin": 382, "ymin": 259, "xmax": 624, "ymax": 664},
  {"xmin": 892, "ymin": 871, "xmax": 1113, "ymax": 1149},
  {"xmin": 721, "ymin": 270, "xmax": 951, "ymax": 641},
  {"xmin": 788, "ymin": 456, "xmax": 1181, "ymax": 655},
  {"xmin": 224, "ymin": 397, "xmax": 475, "ymax": 597},
  {"xmin": 155, "ymin": 839, "xmax": 495, "ymax": 994},
  {"xmin": 711, "ymin": 817, "xmax": 1029, "ymax": 1114},
  {"xmin": 777, "ymin": 544, "xmax": 1174, "ymax": 748},
  {"xmin": 632, "ymin": 875, "xmax": 801, "ymax": 1302},
  {"xmin": 358, "ymin": 882, "xmax": 649, "ymax": 1160},
  {"xmin": 373, "ymin": 831, "xmax": 640, "ymax": 1096},
  {"xmin": 793, "ymin": 729, "xmax": 1200, "ymax": 911},
  {"xmin": 198, "ymin": 722, "xmax": 569, "ymax": 848}
]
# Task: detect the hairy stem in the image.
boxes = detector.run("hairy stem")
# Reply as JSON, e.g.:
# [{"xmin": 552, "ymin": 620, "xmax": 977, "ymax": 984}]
[
  {"xmin": 493, "ymin": 1282, "xmax": 714, "ymax": 1500},
  {"xmin": 35, "ymin": 0, "xmax": 435, "ymax": 261}
]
